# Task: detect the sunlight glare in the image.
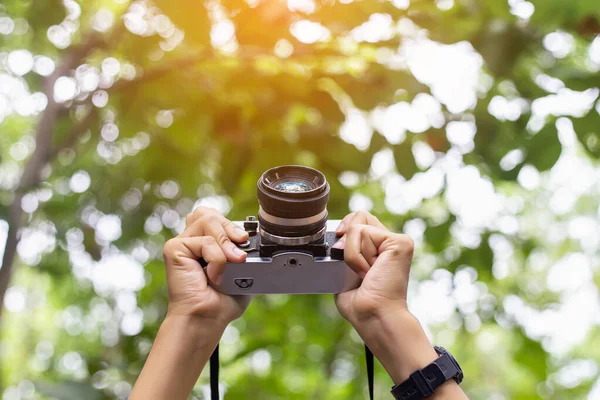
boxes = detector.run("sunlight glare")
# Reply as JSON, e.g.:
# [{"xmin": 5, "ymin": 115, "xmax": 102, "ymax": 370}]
[{"xmin": 290, "ymin": 20, "xmax": 330, "ymax": 44}]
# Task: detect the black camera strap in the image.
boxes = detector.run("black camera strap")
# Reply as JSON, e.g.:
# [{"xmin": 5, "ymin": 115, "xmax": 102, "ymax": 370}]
[
  {"xmin": 366, "ymin": 345, "xmax": 374, "ymax": 399},
  {"xmin": 209, "ymin": 344, "xmax": 374, "ymax": 399},
  {"xmin": 210, "ymin": 345, "xmax": 219, "ymax": 400}
]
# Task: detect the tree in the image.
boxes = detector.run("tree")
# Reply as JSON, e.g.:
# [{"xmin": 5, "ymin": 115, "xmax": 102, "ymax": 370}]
[{"xmin": 0, "ymin": 0, "xmax": 599, "ymax": 398}]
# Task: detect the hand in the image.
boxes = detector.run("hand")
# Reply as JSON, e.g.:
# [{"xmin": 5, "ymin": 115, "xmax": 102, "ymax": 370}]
[
  {"xmin": 334, "ymin": 211, "xmax": 445, "ymax": 387},
  {"xmin": 333, "ymin": 211, "xmax": 414, "ymax": 325},
  {"xmin": 162, "ymin": 207, "xmax": 252, "ymax": 324}
]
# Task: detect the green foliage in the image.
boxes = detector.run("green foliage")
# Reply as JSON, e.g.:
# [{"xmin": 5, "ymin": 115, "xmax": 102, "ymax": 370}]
[
  {"xmin": 35, "ymin": 381, "xmax": 101, "ymax": 400},
  {"xmin": 153, "ymin": 0, "xmax": 210, "ymax": 46},
  {"xmin": 1, "ymin": 0, "xmax": 600, "ymax": 399}
]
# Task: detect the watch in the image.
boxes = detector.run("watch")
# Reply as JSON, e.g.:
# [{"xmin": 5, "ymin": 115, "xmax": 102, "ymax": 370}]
[{"xmin": 390, "ymin": 346, "xmax": 463, "ymax": 399}]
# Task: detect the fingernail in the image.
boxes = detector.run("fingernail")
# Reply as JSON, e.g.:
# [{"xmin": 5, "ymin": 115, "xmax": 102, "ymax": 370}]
[
  {"xmin": 230, "ymin": 243, "xmax": 246, "ymax": 257},
  {"xmin": 214, "ymin": 273, "xmax": 223, "ymax": 285},
  {"xmin": 234, "ymin": 226, "xmax": 247, "ymax": 237},
  {"xmin": 332, "ymin": 239, "xmax": 345, "ymax": 249},
  {"xmin": 336, "ymin": 222, "xmax": 345, "ymax": 234},
  {"xmin": 359, "ymin": 271, "xmax": 367, "ymax": 280}
]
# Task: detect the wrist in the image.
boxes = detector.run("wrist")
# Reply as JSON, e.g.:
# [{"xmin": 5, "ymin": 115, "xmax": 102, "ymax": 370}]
[
  {"xmin": 353, "ymin": 310, "xmax": 438, "ymax": 385},
  {"xmin": 163, "ymin": 312, "xmax": 228, "ymax": 341},
  {"xmin": 166, "ymin": 301, "xmax": 236, "ymax": 329},
  {"xmin": 131, "ymin": 311, "xmax": 228, "ymax": 400}
]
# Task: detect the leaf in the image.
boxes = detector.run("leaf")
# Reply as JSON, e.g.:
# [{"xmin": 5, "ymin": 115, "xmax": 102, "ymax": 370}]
[
  {"xmin": 524, "ymin": 123, "xmax": 562, "ymax": 171},
  {"xmin": 450, "ymin": 235, "xmax": 494, "ymax": 282},
  {"xmin": 514, "ymin": 332, "xmax": 548, "ymax": 382},
  {"xmin": 4, "ymin": 0, "xmax": 66, "ymax": 53},
  {"xmin": 332, "ymin": 66, "xmax": 429, "ymax": 110},
  {"xmin": 392, "ymin": 139, "xmax": 418, "ymax": 179},
  {"xmin": 310, "ymin": 0, "xmax": 412, "ymax": 34},
  {"xmin": 572, "ymin": 111, "xmax": 600, "ymax": 158},
  {"xmin": 424, "ymin": 214, "xmax": 455, "ymax": 253}
]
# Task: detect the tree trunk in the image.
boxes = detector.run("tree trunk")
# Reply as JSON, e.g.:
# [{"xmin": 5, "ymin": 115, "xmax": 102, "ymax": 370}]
[
  {"xmin": 0, "ymin": 26, "xmax": 196, "ymax": 323},
  {"xmin": 0, "ymin": 34, "xmax": 102, "ymax": 324},
  {"xmin": 0, "ymin": 95, "xmax": 62, "ymax": 324},
  {"xmin": 0, "ymin": 194, "xmax": 24, "ymax": 324}
]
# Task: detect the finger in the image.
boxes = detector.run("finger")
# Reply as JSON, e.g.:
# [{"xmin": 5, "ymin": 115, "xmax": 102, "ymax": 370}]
[
  {"xmin": 377, "ymin": 233, "xmax": 415, "ymax": 263},
  {"xmin": 163, "ymin": 236, "xmax": 227, "ymax": 285},
  {"xmin": 345, "ymin": 224, "xmax": 397, "ymax": 278},
  {"xmin": 343, "ymin": 224, "xmax": 373, "ymax": 279},
  {"xmin": 335, "ymin": 212, "xmax": 355, "ymax": 235},
  {"xmin": 334, "ymin": 211, "xmax": 386, "ymax": 252},
  {"xmin": 222, "ymin": 219, "xmax": 249, "ymax": 243},
  {"xmin": 201, "ymin": 215, "xmax": 247, "ymax": 262},
  {"xmin": 183, "ymin": 207, "xmax": 220, "ymax": 237},
  {"xmin": 185, "ymin": 206, "xmax": 218, "ymax": 228},
  {"xmin": 183, "ymin": 209, "xmax": 248, "ymax": 242},
  {"xmin": 348, "ymin": 211, "xmax": 386, "ymax": 231},
  {"xmin": 360, "ymin": 233, "xmax": 414, "ymax": 299},
  {"xmin": 336, "ymin": 211, "xmax": 387, "ymax": 235},
  {"xmin": 360, "ymin": 228, "xmax": 379, "ymax": 267},
  {"xmin": 181, "ymin": 214, "xmax": 247, "ymax": 262}
]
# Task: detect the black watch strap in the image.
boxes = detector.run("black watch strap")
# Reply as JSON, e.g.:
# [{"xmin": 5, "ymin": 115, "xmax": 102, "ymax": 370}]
[{"xmin": 390, "ymin": 347, "xmax": 462, "ymax": 399}]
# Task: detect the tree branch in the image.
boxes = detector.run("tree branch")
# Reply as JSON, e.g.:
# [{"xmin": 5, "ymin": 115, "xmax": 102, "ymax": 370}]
[
  {"xmin": 110, "ymin": 53, "xmax": 214, "ymax": 93},
  {"xmin": 106, "ymin": 44, "xmax": 341, "ymax": 95}
]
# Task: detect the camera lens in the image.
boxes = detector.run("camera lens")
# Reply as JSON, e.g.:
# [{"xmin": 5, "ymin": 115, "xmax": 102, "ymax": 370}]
[
  {"xmin": 274, "ymin": 182, "xmax": 313, "ymax": 193},
  {"xmin": 257, "ymin": 165, "xmax": 330, "ymax": 246}
]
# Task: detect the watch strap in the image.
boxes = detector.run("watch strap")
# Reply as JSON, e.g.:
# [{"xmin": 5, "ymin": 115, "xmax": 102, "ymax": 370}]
[{"xmin": 390, "ymin": 350, "xmax": 461, "ymax": 399}]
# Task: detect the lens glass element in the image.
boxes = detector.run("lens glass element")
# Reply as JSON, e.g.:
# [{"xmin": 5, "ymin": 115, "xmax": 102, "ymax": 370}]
[{"xmin": 274, "ymin": 181, "xmax": 313, "ymax": 193}]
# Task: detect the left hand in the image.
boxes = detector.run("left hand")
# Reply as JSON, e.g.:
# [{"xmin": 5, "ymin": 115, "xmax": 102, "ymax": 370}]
[
  {"xmin": 162, "ymin": 207, "xmax": 252, "ymax": 324},
  {"xmin": 131, "ymin": 207, "xmax": 249, "ymax": 400}
]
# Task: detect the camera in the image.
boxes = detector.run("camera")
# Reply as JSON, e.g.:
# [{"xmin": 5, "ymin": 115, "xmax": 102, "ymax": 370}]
[{"xmin": 206, "ymin": 165, "xmax": 359, "ymax": 295}]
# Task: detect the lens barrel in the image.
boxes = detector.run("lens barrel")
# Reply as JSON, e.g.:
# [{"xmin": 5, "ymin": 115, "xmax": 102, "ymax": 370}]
[{"xmin": 257, "ymin": 165, "xmax": 330, "ymax": 245}]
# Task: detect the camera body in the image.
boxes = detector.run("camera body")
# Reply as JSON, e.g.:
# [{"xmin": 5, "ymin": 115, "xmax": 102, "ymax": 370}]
[
  {"xmin": 205, "ymin": 165, "xmax": 360, "ymax": 295},
  {"xmin": 207, "ymin": 218, "xmax": 359, "ymax": 295}
]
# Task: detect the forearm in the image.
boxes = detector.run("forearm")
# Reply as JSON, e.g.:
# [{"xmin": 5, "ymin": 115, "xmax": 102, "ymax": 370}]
[
  {"xmin": 356, "ymin": 312, "xmax": 468, "ymax": 400},
  {"xmin": 130, "ymin": 314, "xmax": 226, "ymax": 400}
]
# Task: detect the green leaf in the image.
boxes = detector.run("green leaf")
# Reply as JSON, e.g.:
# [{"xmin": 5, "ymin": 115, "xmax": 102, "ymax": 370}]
[
  {"xmin": 572, "ymin": 111, "xmax": 600, "ymax": 158},
  {"xmin": 392, "ymin": 140, "xmax": 418, "ymax": 179},
  {"xmin": 514, "ymin": 332, "xmax": 548, "ymax": 382},
  {"xmin": 424, "ymin": 214, "xmax": 455, "ymax": 253},
  {"xmin": 525, "ymin": 123, "xmax": 562, "ymax": 171}
]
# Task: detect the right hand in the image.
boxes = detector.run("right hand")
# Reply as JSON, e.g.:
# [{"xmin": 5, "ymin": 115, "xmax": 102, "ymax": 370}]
[
  {"xmin": 162, "ymin": 207, "xmax": 251, "ymax": 324},
  {"xmin": 333, "ymin": 211, "xmax": 415, "ymax": 325},
  {"xmin": 333, "ymin": 211, "xmax": 457, "ymax": 391}
]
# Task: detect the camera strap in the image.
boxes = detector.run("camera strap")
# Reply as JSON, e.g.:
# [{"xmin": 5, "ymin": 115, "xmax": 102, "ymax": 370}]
[
  {"xmin": 209, "ymin": 344, "xmax": 375, "ymax": 400},
  {"xmin": 366, "ymin": 345, "xmax": 374, "ymax": 399},
  {"xmin": 210, "ymin": 345, "xmax": 220, "ymax": 400}
]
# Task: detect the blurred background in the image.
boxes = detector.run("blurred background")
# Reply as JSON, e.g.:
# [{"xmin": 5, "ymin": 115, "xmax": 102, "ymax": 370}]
[{"xmin": 1, "ymin": 0, "xmax": 600, "ymax": 399}]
